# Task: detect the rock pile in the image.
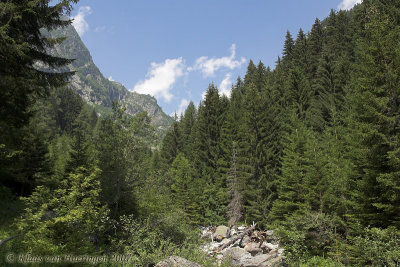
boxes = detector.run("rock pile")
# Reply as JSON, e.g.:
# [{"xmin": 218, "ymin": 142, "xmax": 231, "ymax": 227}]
[
  {"xmin": 155, "ymin": 256, "xmax": 203, "ymax": 267},
  {"xmin": 200, "ymin": 225, "xmax": 285, "ymax": 266}
]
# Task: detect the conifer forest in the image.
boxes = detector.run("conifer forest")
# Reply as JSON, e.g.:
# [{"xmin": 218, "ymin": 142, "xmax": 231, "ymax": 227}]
[{"xmin": 1, "ymin": 0, "xmax": 400, "ymax": 266}]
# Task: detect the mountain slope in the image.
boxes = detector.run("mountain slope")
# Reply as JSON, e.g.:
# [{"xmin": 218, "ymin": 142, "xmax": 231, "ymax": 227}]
[{"xmin": 47, "ymin": 24, "xmax": 173, "ymax": 130}]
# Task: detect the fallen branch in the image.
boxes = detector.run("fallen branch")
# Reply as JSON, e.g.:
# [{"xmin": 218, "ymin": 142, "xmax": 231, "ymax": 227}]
[
  {"xmin": 0, "ymin": 235, "xmax": 19, "ymax": 247},
  {"xmin": 216, "ymin": 224, "xmax": 256, "ymax": 253}
]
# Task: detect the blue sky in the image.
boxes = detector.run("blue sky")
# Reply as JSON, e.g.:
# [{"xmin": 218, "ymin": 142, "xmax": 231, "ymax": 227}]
[{"xmin": 70, "ymin": 0, "xmax": 362, "ymax": 115}]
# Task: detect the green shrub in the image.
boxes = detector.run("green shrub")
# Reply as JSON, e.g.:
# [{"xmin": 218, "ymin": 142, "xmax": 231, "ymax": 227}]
[
  {"xmin": 300, "ymin": 256, "xmax": 340, "ymax": 267},
  {"xmin": 349, "ymin": 227, "xmax": 400, "ymax": 266},
  {"xmin": 276, "ymin": 211, "xmax": 341, "ymax": 264}
]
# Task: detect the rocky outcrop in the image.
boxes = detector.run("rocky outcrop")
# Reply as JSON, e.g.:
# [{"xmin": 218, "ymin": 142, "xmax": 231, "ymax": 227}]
[
  {"xmin": 155, "ymin": 256, "xmax": 203, "ymax": 267},
  {"xmin": 200, "ymin": 225, "xmax": 285, "ymax": 267}
]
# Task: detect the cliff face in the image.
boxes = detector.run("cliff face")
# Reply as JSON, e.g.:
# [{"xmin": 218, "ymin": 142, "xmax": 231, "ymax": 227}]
[{"xmin": 47, "ymin": 24, "xmax": 173, "ymax": 130}]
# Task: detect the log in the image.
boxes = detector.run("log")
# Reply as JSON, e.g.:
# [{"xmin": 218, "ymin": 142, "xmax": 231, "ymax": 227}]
[{"xmin": 215, "ymin": 224, "xmax": 256, "ymax": 253}]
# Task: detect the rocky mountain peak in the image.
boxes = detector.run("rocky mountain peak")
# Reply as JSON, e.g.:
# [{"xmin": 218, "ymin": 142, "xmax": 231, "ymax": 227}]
[{"xmin": 46, "ymin": 24, "xmax": 173, "ymax": 131}]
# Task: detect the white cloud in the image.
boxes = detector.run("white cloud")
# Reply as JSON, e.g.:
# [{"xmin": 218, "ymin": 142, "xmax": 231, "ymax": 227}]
[
  {"xmin": 172, "ymin": 98, "xmax": 190, "ymax": 117},
  {"xmin": 192, "ymin": 44, "xmax": 246, "ymax": 77},
  {"xmin": 201, "ymin": 91, "xmax": 207, "ymax": 100},
  {"xmin": 338, "ymin": 0, "xmax": 362, "ymax": 10},
  {"xmin": 108, "ymin": 76, "xmax": 114, "ymax": 81},
  {"xmin": 219, "ymin": 73, "xmax": 233, "ymax": 97},
  {"xmin": 72, "ymin": 6, "xmax": 92, "ymax": 36},
  {"xmin": 133, "ymin": 58, "xmax": 185, "ymax": 102}
]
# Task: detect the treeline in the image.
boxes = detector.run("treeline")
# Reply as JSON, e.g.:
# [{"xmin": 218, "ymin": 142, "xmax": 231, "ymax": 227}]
[{"xmin": 159, "ymin": 0, "xmax": 400, "ymax": 265}]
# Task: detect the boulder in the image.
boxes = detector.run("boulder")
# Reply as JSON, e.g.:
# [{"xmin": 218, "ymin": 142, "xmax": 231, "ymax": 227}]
[
  {"xmin": 221, "ymin": 238, "xmax": 231, "ymax": 245},
  {"xmin": 244, "ymin": 242, "xmax": 263, "ymax": 256},
  {"xmin": 156, "ymin": 256, "xmax": 203, "ymax": 267},
  {"xmin": 201, "ymin": 241, "xmax": 220, "ymax": 254},
  {"xmin": 264, "ymin": 242, "xmax": 279, "ymax": 250},
  {"xmin": 240, "ymin": 251, "xmax": 279, "ymax": 267},
  {"xmin": 223, "ymin": 247, "xmax": 253, "ymax": 266},
  {"xmin": 214, "ymin": 225, "xmax": 230, "ymax": 239},
  {"xmin": 223, "ymin": 247, "xmax": 280, "ymax": 267},
  {"xmin": 240, "ymin": 235, "xmax": 251, "ymax": 247}
]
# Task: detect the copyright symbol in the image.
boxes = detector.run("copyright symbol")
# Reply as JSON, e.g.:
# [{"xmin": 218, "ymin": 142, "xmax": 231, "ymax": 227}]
[{"xmin": 6, "ymin": 253, "xmax": 15, "ymax": 263}]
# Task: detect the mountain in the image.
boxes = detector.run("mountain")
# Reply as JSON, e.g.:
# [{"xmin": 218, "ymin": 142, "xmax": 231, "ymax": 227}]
[{"xmin": 46, "ymin": 24, "xmax": 173, "ymax": 131}]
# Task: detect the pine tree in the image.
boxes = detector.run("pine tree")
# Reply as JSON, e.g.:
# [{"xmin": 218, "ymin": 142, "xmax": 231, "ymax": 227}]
[
  {"xmin": 307, "ymin": 18, "xmax": 324, "ymax": 80},
  {"xmin": 283, "ymin": 30, "xmax": 294, "ymax": 59},
  {"xmin": 346, "ymin": 1, "xmax": 400, "ymax": 228},
  {"xmin": 226, "ymin": 142, "xmax": 243, "ymax": 226},
  {"xmin": 55, "ymin": 87, "xmax": 84, "ymax": 133},
  {"xmin": 0, "ymin": 0, "xmax": 78, "ymax": 128},
  {"xmin": 180, "ymin": 101, "xmax": 197, "ymax": 157},
  {"xmin": 285, "ymin": 66, "xmax": 312, "ymax": 122},
  {"xmin": 65, "ymin": 107, "xmax": 95, "ymax": 173},
  {"xmin": 191, "ymin": 84, "xmax": 227, "ymax": 224},
  {"xmin": 169, "ymin": 153, "xmax": 197, "ymax": 223},
  {"xmin": 244, "ymin": 60, "xmax": 258, "ymax": 86},
  {"xmin": 292, "ymin": 28, "xmax": 308, "ymax": 70},
  {"xmin": 270, "ymin": 115, "xmax": 310, "ymax": 222},
  {"xmin": 161, "ymin": 115, "xmax": 182, "ymax": 165},
  {"xmin": 194, "ymin": 84, "xmax": 223, "ymax": 175},
  {"xmin": 95, "ymin": 102, "xmax": 149, "ymax": 218},
  {"xmin": 240, "ymin": 83, "xmax": 266, "ymax": 223},
  {"xmin": 0, "ymin": 0, "xmax": 79, "ymax": 198}
]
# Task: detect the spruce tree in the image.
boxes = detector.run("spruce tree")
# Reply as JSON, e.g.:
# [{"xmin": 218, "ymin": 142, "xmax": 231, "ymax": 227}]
[
  {"xmin": 226, "ymin": 142, "xmax": 243, "ymax": 226},
  {"xmin": 244, "ymin": 60, "xmax": 258, "ymax": 86},
  {"xmin": 169, "ymin": 153, "xmax": 197, "ymax": 223},
  {"xmin": 180, "ymin": 101, "xmax": 197, "ymax": 157},
  {"xmin": 346, "ymin": 1, "xmax": 400, "ymax": 228},
  {"xmin": 307, "ymin": 18, "xmax": 324, "ymax": 80},
  {"xmin": 270, "ymin": 115, "xmax": 310, "ymax": 222},
  {"xmin": 0, "ymin": 0, "xmax": 78, "ymax": 128},
  {"xmin": 283, "ymin": 30, "xmax": 294, "ymax": 59}
]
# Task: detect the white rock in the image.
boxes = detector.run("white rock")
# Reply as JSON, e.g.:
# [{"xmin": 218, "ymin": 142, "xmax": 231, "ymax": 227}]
[
  {"xmin": 221, "ymin": 238, "xmax": 231, "ymax": 245},
  {"xmin": 265, "ymin": 242, "xmax": 279, "ymax": 250},
  {"xmin": 230, "ymin": 228, "xmax": 237, "ymax": 236},
  {"xmin": 266, "ymin": 230, "xmax": 274, "ymax": 236}
]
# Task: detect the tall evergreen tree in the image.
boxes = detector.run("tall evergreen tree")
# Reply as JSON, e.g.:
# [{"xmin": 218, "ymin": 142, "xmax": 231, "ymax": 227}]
[
  {"xmin": 180, "ymin": 101, "xmax": 197, "ymax": 157},
  {"xmin": 244, "ymin": 60, "xmax": 258, "ymax": 86},
  {"xmin": 283, "ymin": 30, "xmax": 294, "ymax": 59},
  {"xmin": 292, "ymin": 28, "xmax": 308, "ymax": 70},
  {"xmin": 169, "ymin": 153, "xmax": 198, "ymax": 223},
  {"xmin": 307, "ymin": 18, "xmax": 324, "ymax": 80},
  {"xmin": 161, "ymin": 116, "xmax": 182, "ymax": 165},
  {"xmin": 346, "ymin": 1, "xmax": 400, "ymax": 228},
  {"xmin": 226, "ymin": 142, "xmax": 243, "ymax": 226},
  {"xmin": 0, "ymin": 0, "xmax": 78, "ymax": 128},
  {"xmin": 270, "ymin": 115, "xmax": 311, "ymax": 222}
]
